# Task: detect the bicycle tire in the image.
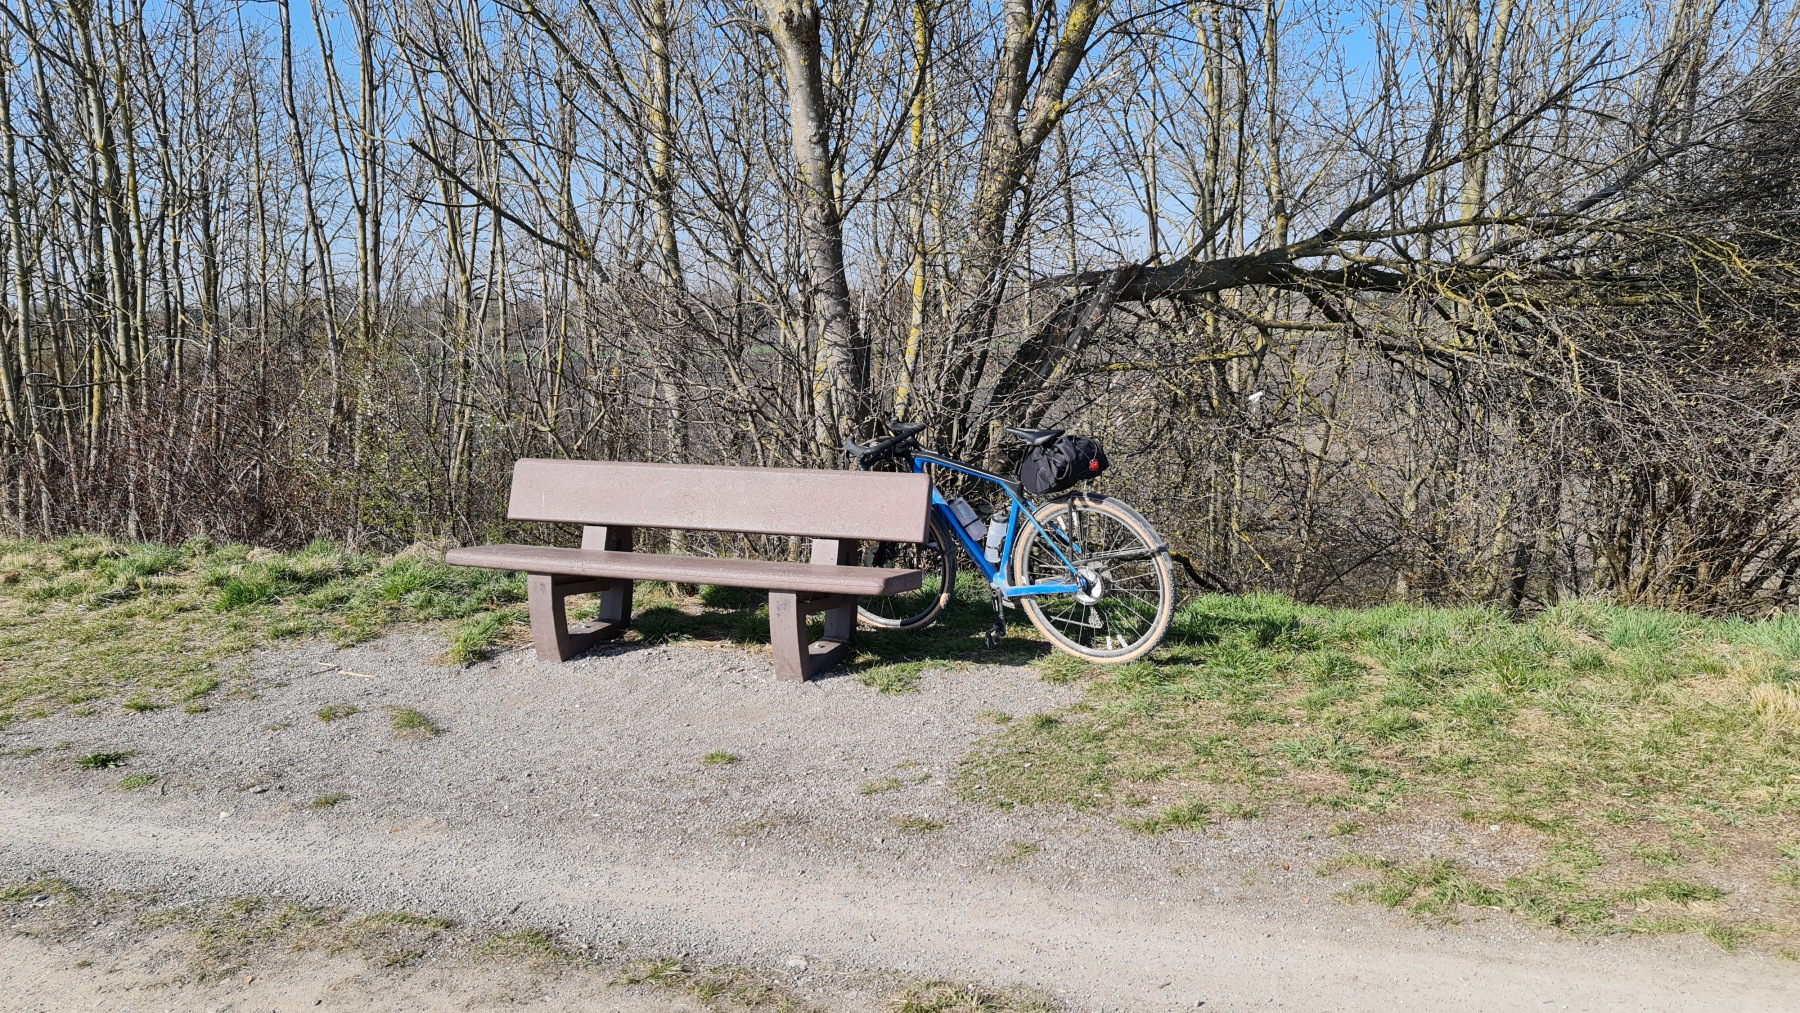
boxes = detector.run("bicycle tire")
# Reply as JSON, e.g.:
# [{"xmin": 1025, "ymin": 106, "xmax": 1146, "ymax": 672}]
[
  {"xmin": 1011, "ymin": 493, "xmax": 1174, "ymax": 663},
  {"xmin": 858, "ymin": 511, "xmax": 958, "ymax": 631}
]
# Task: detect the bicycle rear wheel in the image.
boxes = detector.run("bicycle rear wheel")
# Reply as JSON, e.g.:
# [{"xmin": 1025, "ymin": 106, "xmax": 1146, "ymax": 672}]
[
  {"xmin": 1011, "ymin": 493, "xmax": 1174, "ymax": 663},
  {"xmin": 858, "ymin": 511, "xmax": 958, "ymax": 631}
]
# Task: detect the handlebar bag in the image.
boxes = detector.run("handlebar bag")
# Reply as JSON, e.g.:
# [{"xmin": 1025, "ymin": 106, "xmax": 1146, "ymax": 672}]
[{"xmin": 1019, "ymin": 434, "xmax": 1110, "ymax": 495}]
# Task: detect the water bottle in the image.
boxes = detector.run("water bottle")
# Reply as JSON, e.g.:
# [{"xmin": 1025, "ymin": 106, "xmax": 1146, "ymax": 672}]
[
  {"xmin": 983, "ymin": 510, "xmax": 1007, "ymax": 563},
  {"xmin": 947, "ymin": 496, "xmax": 986, "ymax": 543}
]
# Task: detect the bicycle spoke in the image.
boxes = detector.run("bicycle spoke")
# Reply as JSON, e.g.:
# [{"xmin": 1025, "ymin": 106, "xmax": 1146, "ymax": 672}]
[{"xmin": 1017, "ymin": 497, "xmax": 1171, "ymax": 660}]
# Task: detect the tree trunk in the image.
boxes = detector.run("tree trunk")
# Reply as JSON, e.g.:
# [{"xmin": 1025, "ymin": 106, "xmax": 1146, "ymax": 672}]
[{"xmin": 755, "ymin": 0, "xmax": 863, "ymax": 454}]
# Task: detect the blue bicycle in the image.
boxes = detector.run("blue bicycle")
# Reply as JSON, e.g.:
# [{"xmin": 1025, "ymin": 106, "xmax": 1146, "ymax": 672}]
[{"xmin": 846, "ymin": 420, "xmax": 1175, "ymax": 664}]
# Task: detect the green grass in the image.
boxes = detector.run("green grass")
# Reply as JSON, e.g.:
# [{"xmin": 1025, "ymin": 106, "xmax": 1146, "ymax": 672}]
[
  {"xmin": 117, "ymin": 773, "xmax": 158, "ymax": 790},
  {"xmin": 76, "ymin": 750, "xmax": 133, "ymax": 769},
  {"xmin": 311, "ymin": 792, "xmax": 351, "ymax": 808},
  {"xmin": 389, "ymin": 707, "xmax": 440, "ymax": 738},
  {"xmin": 960, "ymin": 593, "xmax": 1800, "ymax": 944},
  {"xmin": 701, "ymin": 750, "xmax": 740, "ymax": 766},
  {"xmin": 1127, "ymin": 796, "xmax": 1211, "ymax": 834},
  {"xmin": 316, "ymin": 703, "xmax": 358, "ymax": 723},
  {"xmin": 0, "ymin": 536, "xmax": 527, "ymax": 723}
]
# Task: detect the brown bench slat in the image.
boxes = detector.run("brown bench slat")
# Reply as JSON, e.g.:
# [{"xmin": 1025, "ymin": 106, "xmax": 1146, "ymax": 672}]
[
  {"xmin": 445, "ymin": 544, "xmax": 924, "ymax": 597},
  {"xmin": 507, "ymin": 459, "xmax": 930, "ymax": 542}
]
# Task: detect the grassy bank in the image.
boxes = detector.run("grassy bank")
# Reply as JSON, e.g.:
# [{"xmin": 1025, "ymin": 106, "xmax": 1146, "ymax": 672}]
[
  {"xmin": 0, "ymin": 536, "xmax": 525, "ymax": 724},
  {"xmin": 961, "ymin": 593, "xmax": 1800, "ymax": 947},
  {"xmin": 0, "ymin": 535, "xmax": 1013, "ymax": 725}
]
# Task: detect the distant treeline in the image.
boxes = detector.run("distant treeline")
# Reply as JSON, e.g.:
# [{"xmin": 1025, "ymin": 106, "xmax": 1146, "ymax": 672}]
[{"xmin": 1, "ymin": 0, "xmax": 1798, "ymax": 612}]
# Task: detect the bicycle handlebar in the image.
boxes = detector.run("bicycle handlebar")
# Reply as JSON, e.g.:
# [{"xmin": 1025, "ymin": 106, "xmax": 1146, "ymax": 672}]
[{"xmin": 843, "ymin": 419, "xmax": 927, "ymax": 469}]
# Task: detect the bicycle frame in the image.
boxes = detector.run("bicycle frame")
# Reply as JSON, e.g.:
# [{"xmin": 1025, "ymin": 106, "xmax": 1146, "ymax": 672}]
[{"xmin": 910, "ymin": 450, "xmax": 1083, "ymax": 598}]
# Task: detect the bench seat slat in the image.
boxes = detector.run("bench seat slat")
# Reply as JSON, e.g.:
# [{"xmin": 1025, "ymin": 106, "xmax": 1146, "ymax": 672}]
[{"xmin": 446, "ymin": 544, "xmax": 923, "ymax": 597}]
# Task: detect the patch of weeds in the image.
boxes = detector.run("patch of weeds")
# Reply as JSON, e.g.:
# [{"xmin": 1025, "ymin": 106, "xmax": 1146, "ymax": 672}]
[
  {"xmin": 311, "ymin": 793, "xmax": 351, "ymax": 809},
  {"xmin": 857, "ymin": 664, "xmax": 926, "ymax": 694},
  {"xmin": 1629, "ymin": 843, "xmax": 1684, "ymax": 868},
  {"xmin": 1221, "ymin": 802, "xmax": 1263, "ymax": 820},
  {"xmin": 1325, "ymin": 853, "xmax": 1744, "ymax": 943},
  {"xmin": 861, "ymin": 772, "xmax": 931, "ymax": 795},
  {"xmin": 388, "ymin": 706, "xmax": 440, "ymax": 738},
  {"xmin": 891, "ymin": 815, "xmax": 946, "ymax": 832},
  {"xmin": 178, "ymin": 674, "xmax": 220, "ymax": 701},
  {"xmin": 701, "ymin": 751, "xmax": 740, "ymax": 766},
  {"xmin": 183, "ymin": 703, "xmax": 209, "ymax": 714},
  {"xmin": 1037, "ymin": 653, "xmax": 1095, "ymax": 684},
  {"xmin": 316, "ymin": 703, "xmax": 358, "ymax": 723},
  {"xmin": 1622, "ymin": 879, "xmax": 1726, "ymax": 904},
  {"xmin": 1, "ymin": 877, "xmax": 81, "ymax": 904},
  {"xmin": 76, "ymin": 751, "xmax": 133, "ymax": 769},
  {"xmin": 618, "ymin": 957, "xmax": 686, "ymax": 984},
  {"xmin": 154, "ymin": 895, "xmax": 342, "ymax": 978},
  {"xmin": 446, "ymin": 609, "xmax": 522, "ymax": 665},
  {"xmin": 1128, "ymin": 796, "xmax": 1211, "ymax": 835},
  {"xmin": 998, "ymin": 840, "xmax": 1041, "ymax": 864},
  {"xmin": 617, "ymin": 955, "xmax": 824, "ymax": 1011},
  {"xmin": 475, "ymin": 928, "xmax": 577, "ymax": 964},
  {"xmin": 344, "ymin": 910, "xmax": 454, "ymax": 968},
  {"xmin": 122, "ymin": 697, "xmax": 165, "ymax": 713},
  {"xmin": 1329, "ymin": 821, "xmax": 1363, "ymax": 837},
  {"xmin": 1324, "ymin": 855, "xmax": 1504, "ymax": 919},
  {"xmin": 116, "ymin": 773, "xmax": 158, "ymax": 791},
  {"xmin": 890, "ymin": 981, "xmax": 1064, "ymax": 1012},
  {"xmin": 977, "ymin": 709, "xmax": 1013, "ymax": 725},
  {"xmin": 1623, "ymin": 916, "xmax": 1759, "ymax": 951},
  {"xmin": 359, "ymin": 910, "xmax": 452, "ymax": 930}
]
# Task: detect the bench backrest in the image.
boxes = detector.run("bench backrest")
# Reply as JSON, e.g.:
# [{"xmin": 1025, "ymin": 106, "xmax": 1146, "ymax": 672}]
[{"xmin": 507, "ymin": 459, "xmax": 931, "ymax": 543}]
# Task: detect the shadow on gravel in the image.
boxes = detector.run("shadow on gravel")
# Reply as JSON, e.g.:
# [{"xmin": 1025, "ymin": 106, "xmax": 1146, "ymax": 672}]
[{"xmin": 562, "ymin": 578, "xmax": 1051, "ymax": 693}]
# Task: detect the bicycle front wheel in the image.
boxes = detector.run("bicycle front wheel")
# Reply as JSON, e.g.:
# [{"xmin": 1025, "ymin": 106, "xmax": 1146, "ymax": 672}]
[
  {"xmin": 858, "ymin": 511, "xmax": 958, "ymax": 631},
  {"xmin": 1011, "ymin": 493, "xmax": 1174, "ymax": 663}
]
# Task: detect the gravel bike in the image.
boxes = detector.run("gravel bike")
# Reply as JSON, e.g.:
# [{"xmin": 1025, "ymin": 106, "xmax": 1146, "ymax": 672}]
[{"xmin": 845, "ymin": 420, "xmax": 1174, "ymax": 663}]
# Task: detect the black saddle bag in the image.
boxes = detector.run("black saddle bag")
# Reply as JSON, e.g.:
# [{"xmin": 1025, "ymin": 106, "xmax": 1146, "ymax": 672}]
[{"xmin": 1019, "ymin": 434, "xmax": 1109, "ymax": 496}]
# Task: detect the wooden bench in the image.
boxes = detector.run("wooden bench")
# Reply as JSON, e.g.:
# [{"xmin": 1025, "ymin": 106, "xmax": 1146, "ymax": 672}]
[{"xmin": 444, "ymin": 459, "xmax": 930, "ymax": 680}]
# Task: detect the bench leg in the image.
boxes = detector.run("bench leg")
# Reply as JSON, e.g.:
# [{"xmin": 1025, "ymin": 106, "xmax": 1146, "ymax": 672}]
[
  {"xmin": 528, "ymin": 573, "xmax": 630, "ymax": 662},
  {"xmin": 768, "ymin": 591, "xmax": 857, "ymax": 681}
]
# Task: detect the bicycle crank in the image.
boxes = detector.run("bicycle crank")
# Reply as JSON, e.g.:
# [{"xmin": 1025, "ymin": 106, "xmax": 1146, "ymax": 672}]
[{"xmin": 984, "ymin": 590, "xmax": 1008, "ymax": 649}]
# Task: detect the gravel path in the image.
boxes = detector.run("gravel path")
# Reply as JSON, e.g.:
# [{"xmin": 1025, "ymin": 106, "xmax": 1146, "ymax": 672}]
[{"xmin": 4, "ymin": 635, "xmax": 1797, "ymax": 1011}]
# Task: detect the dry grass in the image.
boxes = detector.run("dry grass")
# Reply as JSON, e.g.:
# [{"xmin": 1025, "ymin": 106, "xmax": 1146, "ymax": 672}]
[
  {"xmin": 4, "ymin": 875, "xmax": 1047, "ymax": 1011},
  {"xmin": 1752, "ymin": 682, "xmax": 1800, "ymax": 730}
]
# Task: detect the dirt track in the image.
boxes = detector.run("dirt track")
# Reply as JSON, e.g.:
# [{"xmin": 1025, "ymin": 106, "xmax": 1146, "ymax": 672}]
[{"xmin": 4, "ymin": 636, "xmax": 1796, "ymax": 1011}]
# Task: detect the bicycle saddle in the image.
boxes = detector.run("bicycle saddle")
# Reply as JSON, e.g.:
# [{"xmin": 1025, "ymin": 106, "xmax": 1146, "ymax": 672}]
[
  {"xmin": 1005, "ymin": 427, "xmax": 1064, "ymax": 447},
  {"xmin": 886, "ymin": 419, "xmax": 927, "ymax": 438}
]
